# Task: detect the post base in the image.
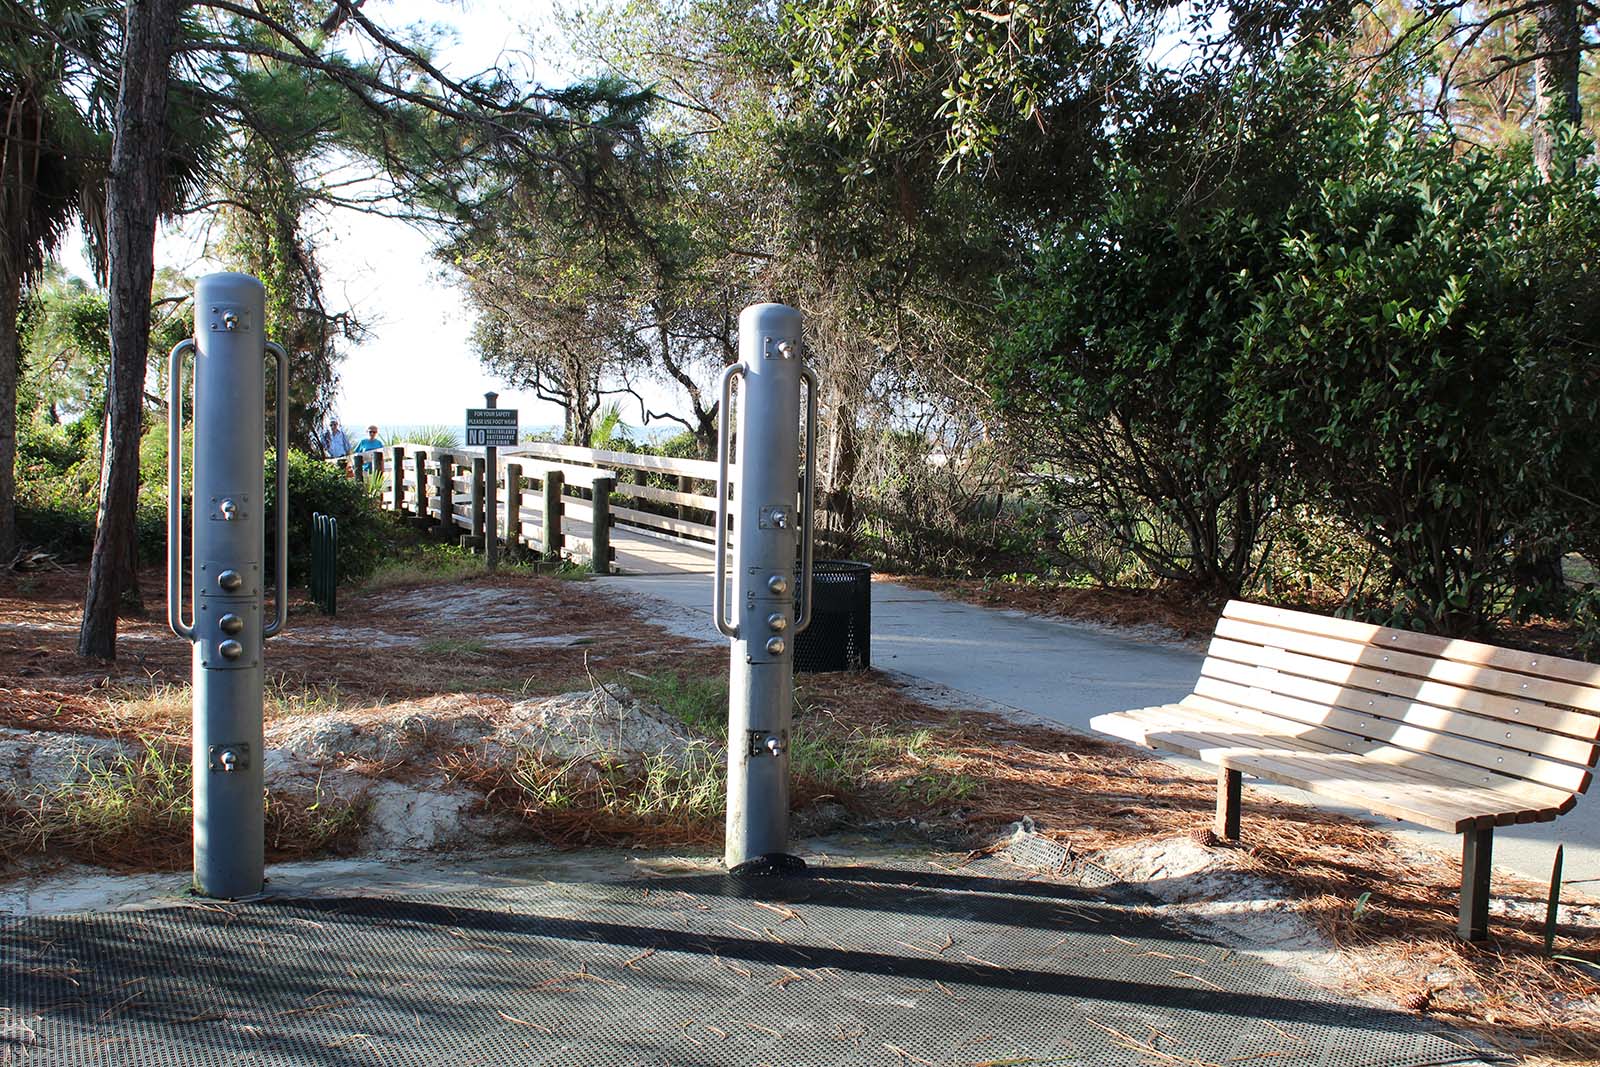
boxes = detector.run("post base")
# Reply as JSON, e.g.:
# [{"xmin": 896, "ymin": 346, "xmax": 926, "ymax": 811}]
[{"xmin": 729, "ymin": 853, "xmax": 808, "ymax": 878}]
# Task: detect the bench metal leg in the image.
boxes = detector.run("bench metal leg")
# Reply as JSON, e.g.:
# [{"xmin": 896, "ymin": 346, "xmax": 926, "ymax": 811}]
[
  {"xmin": 1459, "ymin": 825, "xmax": 1493, "ymax": 941},
  {"xmin": 1215, "ymin": 767, "xmax": 1242, "ymax": 841}
]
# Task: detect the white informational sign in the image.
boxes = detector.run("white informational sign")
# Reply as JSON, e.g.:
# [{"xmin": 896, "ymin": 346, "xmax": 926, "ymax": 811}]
[{"xmin": 465, "ymin": 407, "xmax": 518, "ymax": 447}]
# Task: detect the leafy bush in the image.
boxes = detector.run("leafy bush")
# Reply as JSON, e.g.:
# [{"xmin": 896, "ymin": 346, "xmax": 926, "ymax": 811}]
[
  {"xmin": 396, "ymin": 425, "xmax": 460, "ymax": 449},
  {"xmin": 266, "ymin": 450, "xmax": 393, "ymax": 585},
  {"xmin": 1250, "ymin": 502, "xmax": 1382, "ymax": 606},
  {"xmin": 996, "ymin": 141, "xmax": 1302, "ymax": 597},
  {"xmin": 1233, "ymin": 114, "xmax": 1600, "ymax": 634},
  {"xmin": 651, "ymin": 430, "xmax": 708, "ymax": 461}
]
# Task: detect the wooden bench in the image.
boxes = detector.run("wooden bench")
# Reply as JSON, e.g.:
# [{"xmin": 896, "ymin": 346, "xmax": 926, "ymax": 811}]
[{"xmin": 1091, "ymin": 599, "xmax": 1600, "ymax": 941}]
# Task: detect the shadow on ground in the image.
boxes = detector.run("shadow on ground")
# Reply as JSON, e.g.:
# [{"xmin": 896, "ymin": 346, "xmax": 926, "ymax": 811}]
[{"xmin": 1, "ymin": 854, "xmax": 1501, "ymax": 1067}]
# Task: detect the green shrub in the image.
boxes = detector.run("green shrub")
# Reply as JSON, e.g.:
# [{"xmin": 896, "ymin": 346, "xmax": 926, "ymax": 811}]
[
  {"xmin": 17, "ymin": 418, "xmax": 180, "ymax": 563},
  {"xmin": 651, "ymin": 430, "xmax": 708, "ymax": 460},
  {"xmin": 266, "ymin": 450, "xmax": 393, "ymax": 585},
  {"xmin": 16, "ymin": 477, "xmax": 97, "ymax": 555},
  {"xmin": 1234, "ymin": 115, "xmax": 1600, "ymax": 634},
  {"xmin": 397, "ymin": 424, "xmax": 460, "ymax": 449}
]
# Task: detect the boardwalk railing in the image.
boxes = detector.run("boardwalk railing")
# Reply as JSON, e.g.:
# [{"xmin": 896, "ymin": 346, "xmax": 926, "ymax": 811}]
[{"xmin": 335, "ymin": 442, "xmax": 721, "ymax": 574}]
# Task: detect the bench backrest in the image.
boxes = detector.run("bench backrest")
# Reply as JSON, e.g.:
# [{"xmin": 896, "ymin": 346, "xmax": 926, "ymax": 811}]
[{"xmin": 1198, "ymin": 600, "xmax": 1600, "ymax": 798}]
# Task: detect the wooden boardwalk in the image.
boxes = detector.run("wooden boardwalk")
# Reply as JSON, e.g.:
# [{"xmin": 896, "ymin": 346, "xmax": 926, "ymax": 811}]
[
  {"xmin": 570, "ymin": 517, "xmax": 715, "ymax": 575},
  {"xmin": 343, "ymin": 441, "xmax": 721, "ymax": 576}
]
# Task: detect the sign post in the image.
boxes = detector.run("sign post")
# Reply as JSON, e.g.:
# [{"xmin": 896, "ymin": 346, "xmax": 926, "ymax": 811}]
[{"xmin": 466, "ymin": 400, "xmax": 517, "ymax": 572}]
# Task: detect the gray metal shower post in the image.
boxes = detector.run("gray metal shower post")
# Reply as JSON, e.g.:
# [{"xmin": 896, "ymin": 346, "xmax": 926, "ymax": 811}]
[
  {"xmin": 714, "ymin": 303, "xmax": 818, "ymax": 874},
  {"xmin": 166, "ymin": 272, "xmax": 288, "ymax": 900}
]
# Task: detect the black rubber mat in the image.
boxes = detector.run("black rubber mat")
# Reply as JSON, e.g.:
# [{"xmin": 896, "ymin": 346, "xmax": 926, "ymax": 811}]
[{"xmin": 1, "ymin": 858, "xmax": 1501, "ymax": 1066}]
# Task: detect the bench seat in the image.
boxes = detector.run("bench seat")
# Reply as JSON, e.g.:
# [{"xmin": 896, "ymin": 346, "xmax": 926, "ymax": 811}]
[{"xmin": 1092, "ymin": 600, "xmax": 1600, "ymax": 940}]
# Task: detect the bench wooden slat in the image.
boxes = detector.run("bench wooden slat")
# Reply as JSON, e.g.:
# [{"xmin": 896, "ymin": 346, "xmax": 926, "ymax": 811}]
[
  {"xmin": 1216, "ymin": 614, "xmax": 1600, "ymax": 715},
  {"xmin": 1116, "ymin": 702, "xmax": 1463, "ymax": 791},
  {"xmin": 1099, "ymin": 707, "xmax": 1494, "ymax": 831},
  {"xmin": 1174, "ymin": 693, "xmax": 1578, "ymax": 811},
  {"xmin": 1226, "ymin": 600, "xmax": 1600, "ymax": 691},
  {"xmin": 1192, "ymin": 675, "xmax": 1592, "ymax": 793},
  {"xmin": 1218, "ymin": 750, "xmax": 1491, "ymax": 833},
  {"xmin": 1106, "ymin": 702, "xmax": 1568, "ymax": 821},
  {"xmin": 1200, "ymin": 649, "xmax": 1598, "ymax": 767},
  {"xmin": 1106, "ymin": 704, "xmax": 1462, "ymax": 808},
  {"xmin": 1207, "ymin": 635, "xmax": 1600, "ymax": 742},
  {"xmin": 1217, "ymin": 752, "xmax": 1562, "ymax": 827},
  {"xmin": 1094, "ymin": 703, "xmax": 1555, "ymax": 825}
]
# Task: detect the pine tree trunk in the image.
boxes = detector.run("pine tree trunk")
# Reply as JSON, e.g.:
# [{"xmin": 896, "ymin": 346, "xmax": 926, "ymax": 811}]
[
  {"xmin": 1533, "ymin": 0, "xmax": 1581, "ymax": 181},
  {"xmin": 78, "ymin": 0, "xmax": 184, "ymax": 659},
  {"xmin": 0, "ymin": 272, "xmax": 20, "ymax": 564}
]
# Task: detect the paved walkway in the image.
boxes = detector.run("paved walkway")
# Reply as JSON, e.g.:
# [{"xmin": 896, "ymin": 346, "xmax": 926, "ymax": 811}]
[{"xmin": 601, "ymin": 572, "xmax": 1597, "ymax": 892}]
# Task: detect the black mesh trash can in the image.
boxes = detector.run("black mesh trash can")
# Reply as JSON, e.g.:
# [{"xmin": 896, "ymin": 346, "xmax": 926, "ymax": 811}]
[{"xmin": 794, "ymin": 560, "xmax": 871, "ymax": 672}]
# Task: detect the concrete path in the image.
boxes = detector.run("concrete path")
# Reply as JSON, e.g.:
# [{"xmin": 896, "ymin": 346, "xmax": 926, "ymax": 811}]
[{"xmin": 601, "ymin": 572, "xmax": 1597, "ymax": 894}]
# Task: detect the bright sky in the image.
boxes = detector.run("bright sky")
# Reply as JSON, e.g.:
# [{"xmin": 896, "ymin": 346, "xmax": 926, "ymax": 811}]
[
  {"xmin": 309, "ymin": 0, "xmax": 586, "ymax": 433},
  {"xmin": 64, "ymin": 0, "xmax": 673, "ymax": 437}
]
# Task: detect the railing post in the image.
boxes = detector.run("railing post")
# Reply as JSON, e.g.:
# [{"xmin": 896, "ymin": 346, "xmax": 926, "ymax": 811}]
[
  {"xmin": 467, "ymin": 456, "xmax": 486, "ymax": 551},
  {"xmin": 483, "ymin": 392, "xmax": 500, "ymax": 573},
  {"xmin": 391, "ymin": 446, "xmax": 405, "ymax": 514},
  {"xmin": 542, "ymin": 471, "xmax": 564, "ymax": 561},
  {"xmin": 435, "ymin": 452, "xmax": 454, "ymax": 538},
  {"xmin": 505, "ymin": 462, "xmax": 524, "ymax": 556},
  {"xmin": 328, "ymin": 514, "xmax": 337, "ymax": 615},
  {"xmin": 412, "ymin": 450, "xmax": 428, "ymax": 526},
  {"xmin": 591, "ymin": 474, "xmax": 614, "ymax": 575},
  {"xmin": 677, "ymin": 474, "xmax": 691, "ymax": 522}
]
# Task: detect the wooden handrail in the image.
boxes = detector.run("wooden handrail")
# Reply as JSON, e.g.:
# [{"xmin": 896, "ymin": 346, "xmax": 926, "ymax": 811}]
[{"xmin": 358, "ymin": 440, "xmax": 722, "ymax": 568}]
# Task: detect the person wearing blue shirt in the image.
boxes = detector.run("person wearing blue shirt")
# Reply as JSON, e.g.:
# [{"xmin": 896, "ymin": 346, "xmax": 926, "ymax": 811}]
[{"xmin": 352, "ymin": 425, "xmax": 385, "ymax": 454}]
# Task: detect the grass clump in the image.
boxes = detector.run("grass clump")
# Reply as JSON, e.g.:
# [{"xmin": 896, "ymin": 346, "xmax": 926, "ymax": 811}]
[
  {"xmin": 266, "ymin": 679, "xmax": 343, "ymax": 720},
  {"xmin": 452, "ymin": 744, "xmax": 726, "ymax": 847},
  {"xmin": 361, "ymin": 542, "xmax": 586, "ymax": 592},
  {"xmin": 790, "ymin": 714, "xmax": 983, "ymax": 811},
  {"xmin": 450, "ymin": 670, "xmax": 987, "ymax": 847},
  {"xmin": 4, "ymin": 740, "xmax": 193, "ymax": 868},
  {"xmin": 92, "ymin": 680, "xmax": 345, "ymax": 734},
  {"xmin": 96, "ymin": 683, "xmax": 192, "ymax": 736},
  {"xmin": 418, "ymin": 637, "xmax": 490, "ymax": 656},
  {"xmin": 364, "ymin": 543, "xmax": 487, "ymax": 590},
  {"xmin": 627, "ymin": 672, "xmax": 727, "ymax": 737},
  {"xmin": 0, "ymin": 739, "xmax": 367, "ymax": 874}
]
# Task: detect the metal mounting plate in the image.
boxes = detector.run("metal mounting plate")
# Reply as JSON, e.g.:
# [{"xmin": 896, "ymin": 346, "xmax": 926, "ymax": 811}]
[
  {"xmin": 208, "ymin": 494, "xmax": 249, "ymax": 522},
  {"xmin": 207, "ymin": 743, "xmax": 250, "ymax": 773},
  {"xmin": 206, "ymin": 304, "xmax": 252, "ymax": 334},
  {"xmin": 196, "ymin": 561, "xmax": 261, "ymax": 599}
]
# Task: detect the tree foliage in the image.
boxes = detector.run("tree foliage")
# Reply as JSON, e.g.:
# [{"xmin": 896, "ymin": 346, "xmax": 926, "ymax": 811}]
[
  {"xmin": 1233, "ymin": 113, "xmax": 1600, "ymax": 633},
  {"xmin": 0, "ymin": 0, "xmax": 117, "ymax": 560},
  {"xmin": 992, "ymin": 52, "xmax": 1353, "ymax": 595}
]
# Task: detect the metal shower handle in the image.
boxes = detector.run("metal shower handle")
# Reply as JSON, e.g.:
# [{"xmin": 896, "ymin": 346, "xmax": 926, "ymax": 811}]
[
  {"xmin": 166, "ymin": 339, "xmax": 196, "ymax": 642},
  {"xmin": 263, "ymin": 341, "xmax": 289, "ymax": 639},
  {"xmin": 794, "ymin": 364, "xmax": 819, "ymax": 635},
  {"xmin": 713, "ymin": 361, "xmax": 745, "ymax": 639}
]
